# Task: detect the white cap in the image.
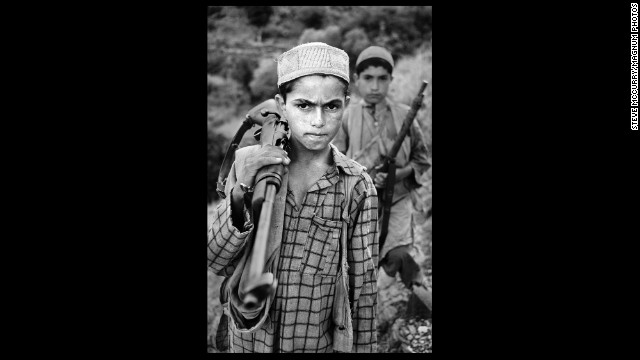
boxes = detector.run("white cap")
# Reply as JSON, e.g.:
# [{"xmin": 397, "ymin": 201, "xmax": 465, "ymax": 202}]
[{"xmin": 276, "ymin": 42, "xmax": 350, "ymax": 87}]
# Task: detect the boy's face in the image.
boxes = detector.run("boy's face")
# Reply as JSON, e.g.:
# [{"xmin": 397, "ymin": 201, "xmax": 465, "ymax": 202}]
[
  {"xmin": 354, "ymin": 66, "xmax": 392, "ymax": 105},
  {"xmin": 275, "ymin": 75, "xmax": 350, "ymax": 153}
]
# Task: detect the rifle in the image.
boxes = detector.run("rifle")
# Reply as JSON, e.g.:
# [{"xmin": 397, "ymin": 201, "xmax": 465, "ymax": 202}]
[
  {"xmin": 216, "ymin": 99, "xmax": 288, "ymax": 308},
  {"xmin": 373, "ymin": 80, "xmax": 428, "ymax": 252}
]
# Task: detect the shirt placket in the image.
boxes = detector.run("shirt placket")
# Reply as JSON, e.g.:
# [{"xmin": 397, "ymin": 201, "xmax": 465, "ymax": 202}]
[{"xmin": 367, "ymin": 104, "xmax": 378, "ymax": 128}]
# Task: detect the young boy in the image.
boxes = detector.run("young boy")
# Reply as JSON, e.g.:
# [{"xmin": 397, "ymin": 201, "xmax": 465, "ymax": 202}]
[
  {"xmin": 332, "ymin": 46, "xmax": 432, "ymax": 310},
  {"xmin": 208, "ymin": 42, "xmax": 379, "ymax": 353}
]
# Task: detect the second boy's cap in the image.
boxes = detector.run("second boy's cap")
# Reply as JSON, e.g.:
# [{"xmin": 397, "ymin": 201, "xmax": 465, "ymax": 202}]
[{"xmin": 355, "ymin": 46, "xmax": 394, "ymax": 70}]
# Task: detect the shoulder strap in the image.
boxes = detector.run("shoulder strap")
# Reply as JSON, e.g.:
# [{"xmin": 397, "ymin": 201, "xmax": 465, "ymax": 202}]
[
  {"xmin": 216, "ymin": 118, "xmax": 254, "ymax": 199},
  {"xmin": 339, "ymin": 173, "xmax": 357, "ymax": 275},
  {"xmin": 348, "ymin": 104, "xmax": 387, "ymax": 167},
  {"xmin": 216, "ymin": 99, "xmax": 281, "ymax": 199},
  {"xmin": 341, "ymin": 173, "xmax": 358, "ymax": 223},
  {"xmin": 332, "ymin": 172, "xmax": 359, "ymax": 353}
]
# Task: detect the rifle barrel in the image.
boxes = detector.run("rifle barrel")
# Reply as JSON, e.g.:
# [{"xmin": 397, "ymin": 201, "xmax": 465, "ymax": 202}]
[
  {"xmin": 388, "ymin": 81, "xmax": 428, "ymax": 158},
  {"xmin": 247, "ymin": 183, "xmax": 277, "ymax": 280}
]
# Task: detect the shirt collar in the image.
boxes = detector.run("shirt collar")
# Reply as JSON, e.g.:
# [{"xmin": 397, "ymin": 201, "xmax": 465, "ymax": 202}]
[
  {"xmin": 330, "ymin": 143, "xmax": 365, "ymax": 176},
  {"xmin": 306, "ymin": 144, "xmax": 365, "ymax": 193},
  {"xmin": 361, "ymin": 97, "xmax": 389, "ymax": 113}
]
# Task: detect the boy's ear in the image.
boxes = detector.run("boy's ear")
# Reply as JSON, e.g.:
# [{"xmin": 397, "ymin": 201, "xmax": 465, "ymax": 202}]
[
  {"xmin": 345, "ymin": 96, "xmax": 351, "ymax": 108},
  {"xmin": 353, "ymin": 73, "xmax": 359, "ymax": 82},
  {"xmin": 275, "ymin": 94, "xmax": 286, "ymax": 115}
]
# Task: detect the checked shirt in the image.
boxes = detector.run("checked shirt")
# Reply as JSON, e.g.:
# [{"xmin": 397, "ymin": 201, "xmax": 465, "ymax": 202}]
[{"xmin": 208, "ymin": 146, "xmax": 379, "ymax": 353}]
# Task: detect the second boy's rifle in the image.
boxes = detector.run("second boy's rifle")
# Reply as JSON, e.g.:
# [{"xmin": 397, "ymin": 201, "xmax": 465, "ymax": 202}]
[{"xmin": 373, "ymin": 80, "xmax": 428, "ymax": 252}]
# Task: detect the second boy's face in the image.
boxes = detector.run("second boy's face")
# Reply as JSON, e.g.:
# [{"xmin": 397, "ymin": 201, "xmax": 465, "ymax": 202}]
[
  {"xmin": 275, "ymin": 75, "xmax": 349, "ymax": 153},
  {"xmin": 355, "ymin": 66, "xmax": 392, "ymax": 105}
]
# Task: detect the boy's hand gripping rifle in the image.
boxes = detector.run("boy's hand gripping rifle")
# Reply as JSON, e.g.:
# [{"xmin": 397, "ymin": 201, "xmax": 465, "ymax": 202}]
[
  {"xmin": 216, "ymin": 99, "xmax": 289, "ymax": 308},
  {"xmin": 373, "ymin": 81, "xmax": 428, "ymax": 253}
]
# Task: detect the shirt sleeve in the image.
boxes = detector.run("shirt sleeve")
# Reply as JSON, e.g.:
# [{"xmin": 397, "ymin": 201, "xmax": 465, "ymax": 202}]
[
  {"xmin": 207, "ymin": 165, "xmax": 254, "ymax": 277},
  {"xmin": 406, "ymin": 119, "xmax": 431, "ymax": 188},
  {"xmin": 346, "ymin": 173, "xmax": 379, "ymax": 352}
]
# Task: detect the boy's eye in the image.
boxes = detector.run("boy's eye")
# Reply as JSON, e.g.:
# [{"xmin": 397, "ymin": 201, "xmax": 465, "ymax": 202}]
[
  {"xmin": 326, "ymin": 104, "xmax": 339, "ymax": 110},
  {"xmin": 297, "ymin": 103, "xmax": 309, "ymax": 110}
]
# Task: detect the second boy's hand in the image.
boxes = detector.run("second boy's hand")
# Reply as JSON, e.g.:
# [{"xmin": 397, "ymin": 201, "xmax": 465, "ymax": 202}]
[{"xmin": 373, "ymin": 163, "xmax": 413, "ymax": 188}]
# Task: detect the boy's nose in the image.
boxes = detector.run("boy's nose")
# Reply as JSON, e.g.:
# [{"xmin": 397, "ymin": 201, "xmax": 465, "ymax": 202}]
[{"xmin": 310, "ymin": 108, "xmax": 325, "ymax": 127}]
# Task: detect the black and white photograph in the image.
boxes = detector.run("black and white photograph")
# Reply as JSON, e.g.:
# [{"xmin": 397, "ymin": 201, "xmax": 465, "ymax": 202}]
[{"xmin": 206, "ymin": 6, "xmax": 433, "ymax": 353}]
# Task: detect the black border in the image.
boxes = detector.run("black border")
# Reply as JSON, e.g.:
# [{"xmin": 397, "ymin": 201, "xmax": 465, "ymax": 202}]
[
  {"xmin": 48, "ymin": 6, "xmax": 210, "ymax": 355},
  {"xmin": 19, "ymin": 4, "xmax": 638, "ymax": 354}
]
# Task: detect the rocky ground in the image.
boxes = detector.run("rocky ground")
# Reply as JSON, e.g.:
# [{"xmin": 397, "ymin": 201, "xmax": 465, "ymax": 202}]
[
  {"xmin": 374, "ymin": 185, "xmax": 432, "ymax": 352},
  {"xmin": 207, "ymin": 165, "xmax": 432, "ymax": 353}
]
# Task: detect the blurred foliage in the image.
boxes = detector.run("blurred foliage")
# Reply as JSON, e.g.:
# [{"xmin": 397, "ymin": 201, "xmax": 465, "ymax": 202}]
[
  {"xmin": 207, "ymin": 129, "xmax": 229, "ymax": 203},
  {"xmin": 296, "ymin": 6, "xmax": 326, "ymax": 29},
  {"xmin": 342, "ymin": 27, "xmax": 371, "ymax": 77},
  {"xmin": 261, "ymin": 7, "xmax": 305, "ymax": 40},
  {"xmin": 249, "ymin": 58, "xmax": 279, "ymax": 104},
  {"xmin": 207, "ymin": 6, "xmax": 225, "ymax": 31},
  {"xmin": 226, "ymin": 56, "xmax": 259, "ymax": 91},
  {"xmin": 299, "ymin": 25, "xmax": 342, "ymax": 48},
  {"xmin": 208, "ymin": 75, "xmax": 250, "ymax": 118},
  {"xmin": 207, "ymin": 6, "xmax": 432, "ymax": 204},
  {"xmin": 207, "ymin": 53, "xmax": 226, "ymax": 75},
  {"xmin": 245, "ymin": 6, "xmax": 273, "ymax": 28}
]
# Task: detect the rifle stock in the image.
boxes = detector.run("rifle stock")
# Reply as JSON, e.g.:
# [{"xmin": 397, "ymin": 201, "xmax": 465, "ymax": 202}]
[{"xmin": 376, "ymin": 81, "xmax": 428, "ymax": 253}]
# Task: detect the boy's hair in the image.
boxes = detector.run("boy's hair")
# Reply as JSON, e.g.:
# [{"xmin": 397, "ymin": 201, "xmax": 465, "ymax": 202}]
[
  {"xmin": 278, "ymin": 75, "xmax": 350, "ymax": 103},
  {"xmin": 355, "ymin": 58, "xmax": 393, "ymax": 76}
]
